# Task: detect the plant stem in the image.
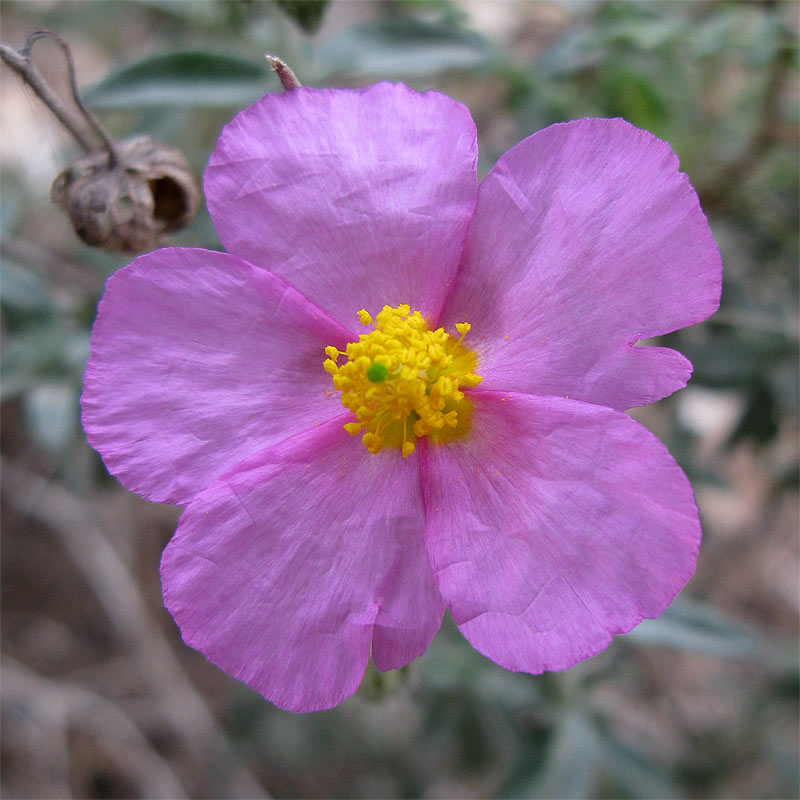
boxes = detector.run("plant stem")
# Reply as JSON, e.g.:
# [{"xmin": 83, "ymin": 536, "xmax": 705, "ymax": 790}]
[
  {"xmin": 1, "ymin": 30, "xmax": 118, "ymax": 165},
  {"xmin": 266, "ymin": 55, "xmax": 302, "ymax": 90}
]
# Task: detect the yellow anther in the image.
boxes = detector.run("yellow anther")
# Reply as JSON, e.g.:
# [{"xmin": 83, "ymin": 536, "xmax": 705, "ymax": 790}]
[{"xmin": 324, "ymin": 305, "xmax": 482, "ymax": 457}]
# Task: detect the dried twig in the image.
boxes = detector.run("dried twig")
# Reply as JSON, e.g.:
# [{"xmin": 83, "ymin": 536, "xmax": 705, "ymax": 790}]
[
  {"xmin": 1, "ymin": 30, "xmax": 117, "ymax": 164},
  {"xmin": 1, "ymin": 457, "xmax": 269, "ymax": 799},
  {"xmin": 266, "ymin": 55, "xmax": 302, "ymax": 90},
  {"xmin": 3, "ymin": 658, "xmax": 188, "ymax": 798}
]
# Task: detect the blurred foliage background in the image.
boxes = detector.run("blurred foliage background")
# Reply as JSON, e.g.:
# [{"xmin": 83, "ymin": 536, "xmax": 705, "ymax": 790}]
[{"xmin": 1, "ymin": 1, "xmax": 798, "ymax": 798}]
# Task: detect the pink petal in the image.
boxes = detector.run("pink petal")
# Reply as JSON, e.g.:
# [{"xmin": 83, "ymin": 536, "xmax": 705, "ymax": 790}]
[
  {"xmin": 82, "ymin": 247, "xmax": 351, "ymax": 505},
  {"xmin": 205, "ymin": 82, "xmax": 478, "ymax": 330},
  {"xmin": 421, "ymin": 390, "xmax": 701, "ymax": 673},
  {"xmin": 161, "ymin": 417, "xmax": 443, "ymax": 712},
  {"xmin": 440, "ymin": 118, "xmax": 722, "ymax": 410}
]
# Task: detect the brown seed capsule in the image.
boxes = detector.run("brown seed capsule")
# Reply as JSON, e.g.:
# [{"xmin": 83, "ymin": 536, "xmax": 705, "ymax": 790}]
[{"xmin": 51, "ymin": 135, "xmax": 200, "ymax": 253}]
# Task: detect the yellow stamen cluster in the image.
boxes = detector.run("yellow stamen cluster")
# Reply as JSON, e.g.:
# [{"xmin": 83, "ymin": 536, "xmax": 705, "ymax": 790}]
[{"xmin": 324, "ymin": 304, "xmax": 482, "ymax": 458}]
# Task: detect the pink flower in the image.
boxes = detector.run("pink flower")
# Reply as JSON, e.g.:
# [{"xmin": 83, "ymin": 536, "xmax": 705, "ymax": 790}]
[{"xmin": 82, "ymin": 83, "xmax": 722, "ymax": 712}]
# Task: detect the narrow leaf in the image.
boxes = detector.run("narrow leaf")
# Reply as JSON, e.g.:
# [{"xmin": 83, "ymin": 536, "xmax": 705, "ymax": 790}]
[{"xmin": 85, "ymin": 51, "xmax": 270, "ymax": 108}]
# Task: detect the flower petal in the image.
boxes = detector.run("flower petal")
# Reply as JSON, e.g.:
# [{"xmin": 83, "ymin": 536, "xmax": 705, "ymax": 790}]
[
  {"xmin": 161, "ymin": 417, "xmax": 443, "ymax": 712},
  {"xmin": 440, "ymin": 118, "xmax": 722, "ymax": 410},
  {"xmin": 205, "ymin": 82, "xmax": 478, "ymax": 330},
  {"xmin": 82, "ymin": 247, "xmax": 350, "ymax": 505},
  {"xmin": 421, "ymin": 390, "xmax": 701, "ymax": 674}
]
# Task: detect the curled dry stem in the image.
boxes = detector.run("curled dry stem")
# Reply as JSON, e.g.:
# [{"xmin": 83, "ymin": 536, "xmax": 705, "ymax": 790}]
[{"xmin": 0, "ymin": 29, "xmax": 118, "ymax": 165}]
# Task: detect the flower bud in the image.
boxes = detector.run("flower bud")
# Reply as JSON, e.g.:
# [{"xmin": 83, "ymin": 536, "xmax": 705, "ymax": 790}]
[{"xmin": 51, "ymin": 135, "xmax": 200, "ymax": 253}]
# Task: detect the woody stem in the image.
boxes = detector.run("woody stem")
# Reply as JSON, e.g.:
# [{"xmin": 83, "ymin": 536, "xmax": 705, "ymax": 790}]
[
  {"xmin": 265, "ymin": 55, "xmax": 302, "ymax": 90},
  {"xmin": 0, "ymin": 30, "xmax": 118, "ymax": 166}
]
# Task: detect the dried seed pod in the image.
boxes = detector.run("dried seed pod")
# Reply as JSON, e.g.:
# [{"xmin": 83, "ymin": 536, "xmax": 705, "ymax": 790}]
[{"xmin": 51, "ymin": 135, "xmax": 200, "ymax": 253}]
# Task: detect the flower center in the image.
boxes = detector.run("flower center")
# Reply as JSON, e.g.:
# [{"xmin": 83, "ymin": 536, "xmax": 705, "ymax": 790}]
[{"xmin": 324, "ymin": 304, "xmax": 482, "ymax": 458}]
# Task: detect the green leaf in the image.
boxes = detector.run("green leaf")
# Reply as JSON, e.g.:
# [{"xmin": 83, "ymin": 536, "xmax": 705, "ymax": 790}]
[
  {"xmin": 84, "ymin": 51, "xmax": 271, "ymax": 108},
  {"xmin": 1, "ymin": 325, "xmax": 89, "ymax": 400},
  {"xmin": 1, "ymin": 196, "xmax": 21, "ymax": 236},
  {"xmin": 318, "ymin": 18, "xmax": 493, "ymax": 77},
  {"xmin": 23, "ymin": 380, "xmax": 78, "ymax": 453},
  {"xmin": 596, "ymin": 731, "xmax": 680, "ymax": 799},
  {"xmin": 276, "ymin": 0, "xmax": 329, "ymax": 33},
  {"xmin": 357, "ymin": 660, "xmax": 409, "ymax": 702},
  {"xmin": 523, "ymin": 711, "xmax": 600, "ymax": 799},
  {"xmin": 625, "ymin": 598, "xmax": 795, "ymax": 671},
  {"xmin": 602, "ymin": 15, "xmax": 686, "ymax": 51},
  {"xmin": 601, "ymin": 67, "xmax": 668, "ymax": 132},
  {"xmin": 729, "ymin": 377, "xmax": 780, "ymax": 445},
  {"xmin": 0, "ymin": 260, "xmax": 53, "ymax": 312}
]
